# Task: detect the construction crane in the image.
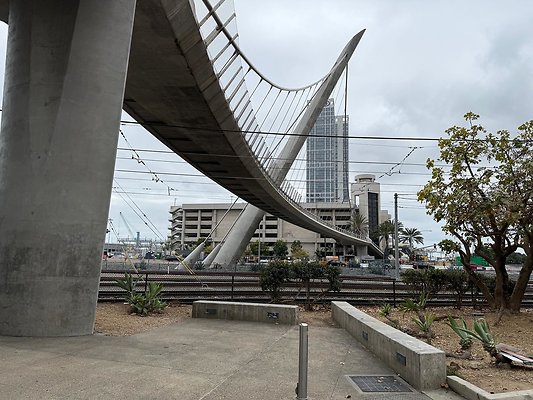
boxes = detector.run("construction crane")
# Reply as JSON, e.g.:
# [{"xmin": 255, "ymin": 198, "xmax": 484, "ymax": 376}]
[{"xmin": 119, "ymin": 212, "xmax": 135, "ymax": 240}]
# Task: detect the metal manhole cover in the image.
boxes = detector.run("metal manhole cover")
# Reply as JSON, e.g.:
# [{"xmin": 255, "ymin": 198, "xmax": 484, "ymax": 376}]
[{"xmin": 348, "ymin": 375, "xmax": 413, "ymax": 393}]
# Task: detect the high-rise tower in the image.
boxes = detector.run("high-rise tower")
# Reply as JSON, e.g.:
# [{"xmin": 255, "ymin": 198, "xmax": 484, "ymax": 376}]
[{"xmin": 306, "ymin": 99, "xmax": 349, "ymax": 202}]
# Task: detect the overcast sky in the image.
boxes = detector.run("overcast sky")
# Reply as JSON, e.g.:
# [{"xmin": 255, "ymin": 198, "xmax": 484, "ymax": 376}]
[{"xmin": 1, "ymin": 1, "xmax": 532, "ymax": 248}]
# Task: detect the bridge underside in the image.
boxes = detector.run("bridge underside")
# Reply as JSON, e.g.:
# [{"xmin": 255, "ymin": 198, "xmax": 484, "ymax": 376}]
[{"xmin": 125, "ymin": 0, "xmax": 380, "ymax": 254}]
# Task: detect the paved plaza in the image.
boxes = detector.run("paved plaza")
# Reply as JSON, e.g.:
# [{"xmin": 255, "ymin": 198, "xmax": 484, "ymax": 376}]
[{"xmin": 0, "ymin": 318, "xmax": 463, "ymax": 399}]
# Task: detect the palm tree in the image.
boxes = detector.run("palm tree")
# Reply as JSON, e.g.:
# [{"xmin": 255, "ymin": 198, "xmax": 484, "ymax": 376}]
[
  {"xmin": 400, "ymin": 227, "xmax": 424, "ymax": 260},
  {"xmin": 376, "ymin": 220, "xmax": 403, "ymax": 257},
  {"xmin": 348, "ymin": 212, "xmax": 368, "ymax": 237}
]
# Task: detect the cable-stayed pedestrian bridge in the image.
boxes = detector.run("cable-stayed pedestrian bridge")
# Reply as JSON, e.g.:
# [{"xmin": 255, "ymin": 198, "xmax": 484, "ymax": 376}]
[
  {"xmin": 0, "ymin": 0, "xmax": 380, "ymax": 337},
  {"xmin": 123, "ymin": 0, "xmax": 381, "ymax": 258}
]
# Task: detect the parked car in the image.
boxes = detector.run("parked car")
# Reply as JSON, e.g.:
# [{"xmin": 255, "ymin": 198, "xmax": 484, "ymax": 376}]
[{"xmin": 326, "ymin": 260, "xmax": 347, "ymax": 267}]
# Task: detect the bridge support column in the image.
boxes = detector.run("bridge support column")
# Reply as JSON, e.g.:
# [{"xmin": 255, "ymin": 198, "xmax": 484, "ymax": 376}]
[
  {"xmin": 212, "ymin": 31, "xmax": 365, "ymax": 268},
  {"xmin": 0, "ymin": 0, "xmax": 136, "ymax": 336},
  {"xmin": 212, "ymin": 205, "xmax": 265, "ymax": 268},
  {"xmin": 356, "ymin": 245, "xmax": 369, "ymax": 258}
]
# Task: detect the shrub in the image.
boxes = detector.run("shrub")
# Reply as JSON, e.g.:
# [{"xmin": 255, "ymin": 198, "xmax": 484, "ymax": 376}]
[
  {"xmin": 259, "ymin": 260, "xmax": 291, "ymax": 302},
  {"xmin": 401, "ymin": 268, "xmax": 450, "ymax": 300},
  {"xmin": 369, "ymin": 265, "xmax": 385, "ymax": 275},
  {"xmin": 321, "ymin": 263, "xmax": 342, "ymax": 292},
  {"xmin": 250, "ymin": 263, "xmax": 264, "ymax": 272},
  {"xmin": 291, "ymin": 261, "xmax": 342, "ymax": 310},
  {"xmin": 478, "ymin": 274, "xmax": 515, "ymax": 297},
  {"xmin": 445, "ymin": 269, "xmax": 470, "ymax": 309}
]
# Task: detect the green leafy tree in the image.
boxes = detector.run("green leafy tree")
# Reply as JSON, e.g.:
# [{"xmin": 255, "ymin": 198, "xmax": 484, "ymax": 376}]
[
  {"xmin": 259, "ymin": 260, "xmax": 291, "ymax": 301},
  {"xmin": 273, "ymin": 239, "xmax": 288, "ymax": 258},
  {"xmin": 419, "ymin": 113, "xmax": 533, "ymax": 312},
  {"xmin": 203, "ymin": 244, "xmax": 213, "ymax": 255},
  {"xmin": 248, "ymin": 240, "xmax": 260, "ymax": 258},
  {"xmin": 194, "ymin": 237, "xmax": 209, "ymax": 247},
  {"xmin": 291, "ymin": 240, "xmax": 309, "ymax": 259}
]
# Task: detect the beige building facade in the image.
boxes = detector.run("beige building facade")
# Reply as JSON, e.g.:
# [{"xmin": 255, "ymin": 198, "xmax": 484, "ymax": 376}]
[
  {"xmin": 170, "ymin": 202, "xmax": 358, "ymax": 261},
  {"xmin": 169, "ymin": 175, "xmax": 389, "ymax": 262}
]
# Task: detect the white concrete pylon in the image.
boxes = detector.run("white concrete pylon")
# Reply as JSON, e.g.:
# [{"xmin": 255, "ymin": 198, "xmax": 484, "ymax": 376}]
[
  {"xmin": 202, "ymin": 242, "xmax": 223, "ymax": 268},
  {"xmin": 183, "ymin": 241, "xmax": 206, "ymax": 268},
  {"xmin": 212, "ymin": 30, "xmax": 366, "ymax": 268}
]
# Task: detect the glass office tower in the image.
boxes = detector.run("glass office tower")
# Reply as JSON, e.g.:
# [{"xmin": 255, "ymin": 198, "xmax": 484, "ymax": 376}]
[{"xmin": 306, "ymin": 99, "xmax": 349, "ymax": 203}]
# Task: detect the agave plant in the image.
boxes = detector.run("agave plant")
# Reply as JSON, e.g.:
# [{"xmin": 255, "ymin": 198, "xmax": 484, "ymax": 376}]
[
  {"xmin": 447, "ymin": 317, "xmax": 474, "ymax": 350},
  {"xmin": 413, "ymin": 312, "xmax": 435, "ymax": 344},
  {"xmin": 399, "ymin": 292, "xmax": 427, "ymax": 314},
  {"xmin": 378, "ymin": 303, "xmax": 400, "ymax": 329},
  {"xmin": 115, "ymin": 272, "xmax": 140, "ymax": 304},
  {"xmin": 115, "ymin": 273, "xmax": 167, "ymax": 316},
  {"xmin": 458, "ymin": 318, "xmax": 498, "ymax": 357},
  {"xmin": 379, "ymin": 303, "xmax": 393, "ymax": 317}
]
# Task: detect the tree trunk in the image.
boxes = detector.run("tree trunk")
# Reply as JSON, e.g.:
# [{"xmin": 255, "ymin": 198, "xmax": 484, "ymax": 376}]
[
  {"xmin": 466, "ymin": 266, "xmax": 495, "ymax": 308},
  {"xmin": 509, "ymin": 259, "xmax": 533, "ymax": 312},
  {"xmin": 493, "ymin": 259, "xmax": 510, "ymax": 310},
  {"xmin": 305, "ymin": 279, "xmax": 312, "ymax": 311},
  {"xmin": 509, "ymin": 233, "xmax": 533, "ymax": 312}
]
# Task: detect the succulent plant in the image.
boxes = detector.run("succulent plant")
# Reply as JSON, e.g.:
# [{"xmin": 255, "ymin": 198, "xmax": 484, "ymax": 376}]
[{"xmin": 447, "ymin": 317, "xmax": 474, "ymax": 350}]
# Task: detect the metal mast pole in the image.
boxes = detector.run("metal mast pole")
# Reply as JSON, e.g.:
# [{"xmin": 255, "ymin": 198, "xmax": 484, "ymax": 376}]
[{"xmin": 394, "ymin": 193, "xmax": 400, "ymax": 279}]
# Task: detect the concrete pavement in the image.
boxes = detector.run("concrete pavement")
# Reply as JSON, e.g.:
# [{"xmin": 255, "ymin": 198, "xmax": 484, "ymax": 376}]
[{"xmin": 0, "ymin": 319, "xmax": 462, "ymax": 399}]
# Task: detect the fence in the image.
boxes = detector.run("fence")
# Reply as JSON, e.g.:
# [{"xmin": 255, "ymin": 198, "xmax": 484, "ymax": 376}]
[{"xmin": 99, "ymin": 270, "xmax": 533, "ymax": 308}]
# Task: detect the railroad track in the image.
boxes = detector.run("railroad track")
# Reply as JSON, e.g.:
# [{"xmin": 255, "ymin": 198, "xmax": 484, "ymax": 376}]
[{"xmin": 99, "ymin": 270, "xmax": 533, "ymax": 307}]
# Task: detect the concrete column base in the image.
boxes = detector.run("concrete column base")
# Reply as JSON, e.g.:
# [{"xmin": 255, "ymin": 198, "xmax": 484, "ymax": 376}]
[{"xmin": 0, "ymin": 0, "xmax": 136, "ymax": 336}]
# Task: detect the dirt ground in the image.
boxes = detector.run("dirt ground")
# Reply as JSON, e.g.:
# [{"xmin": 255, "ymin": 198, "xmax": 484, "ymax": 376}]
[
  {"xmin": 360, "ymin": 305, "xmax": 533, "ymax": 394},
  {"xmin": 94, "ymin": 302, "xmax": 191, "ymax": 336},
  {"xmin": 94, "ymin": 302, "xmax": 532, "ymax": 394}
]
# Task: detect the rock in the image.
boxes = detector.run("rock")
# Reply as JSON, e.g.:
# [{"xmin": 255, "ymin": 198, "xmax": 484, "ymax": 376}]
[
  {"xmin": 470, "ymin": 362, "xmax": 484, "ymax": 370},
  {"xmin": 449, "ymin": 361, "xmax": 461, "ymax": 370}
]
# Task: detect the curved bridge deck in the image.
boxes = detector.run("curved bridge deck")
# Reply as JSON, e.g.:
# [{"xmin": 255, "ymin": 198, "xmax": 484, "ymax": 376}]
[{"xmin": 124, "ymin": 1, "xmax": 380, "ymax": 255}]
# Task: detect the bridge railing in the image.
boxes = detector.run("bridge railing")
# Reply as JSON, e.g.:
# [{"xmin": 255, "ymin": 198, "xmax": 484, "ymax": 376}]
[
  {"xmin": 189, "ymin": 1, "xmax": 378, "ymax": 251},
  {"xmin": 194, "ymin": 0, "xmax": 327, "ymax": 167}
]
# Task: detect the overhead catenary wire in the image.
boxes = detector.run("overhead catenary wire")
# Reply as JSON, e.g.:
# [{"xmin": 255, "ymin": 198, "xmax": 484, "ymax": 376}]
[
  {"xmin": 119, "ymin": 119, "xmax": 520, "ymax": 143},
  {"xmin": 113, "ymin": 179, "xmax": 166, "ymax": 240}
]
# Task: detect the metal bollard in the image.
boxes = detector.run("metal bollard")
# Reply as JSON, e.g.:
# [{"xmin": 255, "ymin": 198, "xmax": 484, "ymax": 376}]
[{"xmin": 296, "ymin": 323, "xmax": 309, "ymax": 400}]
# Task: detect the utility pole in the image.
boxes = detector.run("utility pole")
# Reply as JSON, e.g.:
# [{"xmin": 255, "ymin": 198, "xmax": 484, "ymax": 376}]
[
  {"xmin": 106, "ymin": 218, "xmax": 112, "ymax": 255},
  {"xmin": 394, "ymin": 193, "xmax": 400, "ymax": 279}
]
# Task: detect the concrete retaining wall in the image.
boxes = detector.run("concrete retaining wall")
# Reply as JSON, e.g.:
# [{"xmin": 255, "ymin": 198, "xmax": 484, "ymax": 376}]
[
  {"xmin": 332, "ymin": 301, "xmax": 446, "ymax": 391},
  {"xmin": 192, "ymin": 301, "xmax": 299, "ymax": 325}
]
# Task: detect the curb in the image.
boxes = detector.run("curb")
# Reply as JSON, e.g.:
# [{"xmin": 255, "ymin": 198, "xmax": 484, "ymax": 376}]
[{"xmin": 447, "ymin": 376, "xmax": 533, "ymax": 400}]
